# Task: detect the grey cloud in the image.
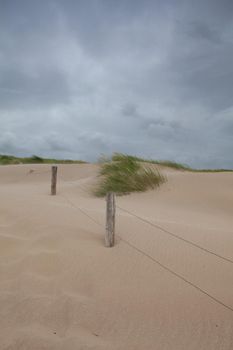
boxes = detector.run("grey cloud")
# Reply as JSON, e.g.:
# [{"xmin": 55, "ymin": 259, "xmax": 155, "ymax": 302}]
[
  {"xmin": 143, "ymin": 119, "xmax": 189, "ymax": 143},
  {"xmin": 0, "ymin": 68, "xmax": 70, "ymax": 109},
  {"xmin": 184, "ymin": 21, "xmax": 221, "ymax": 43},
  {"xmin": 0, "ymin": 132, "xmax": 20, "ymax": 154},
  {"xmin": 0, "ymin": 0, "xmax": 233, "ymax": 168},
  {"xmin": 121, "ymin": 104, "xmax": 141, "ymax": 119},
  {"xmin": 44, "ymin": 133, "xmax": 73, "ymax": 152}
]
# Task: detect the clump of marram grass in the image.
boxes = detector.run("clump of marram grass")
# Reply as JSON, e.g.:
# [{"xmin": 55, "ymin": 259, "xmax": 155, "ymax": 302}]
[
  {"xmin": 94, "ymin": 154, "xmax": 166, "ymax": 197},
  {"xmin": 111, "ymin": 153, "xmax": 233, "ymax": 172},
  {"xmin": 112, "ymin": 153, "xmax": 191, "ymax": 170}
]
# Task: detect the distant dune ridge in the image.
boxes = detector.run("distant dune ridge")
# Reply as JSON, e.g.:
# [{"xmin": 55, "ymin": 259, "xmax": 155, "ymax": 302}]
[{"xmin": 0, "ymin": 162, "xmax": 233, "ymax": 349}]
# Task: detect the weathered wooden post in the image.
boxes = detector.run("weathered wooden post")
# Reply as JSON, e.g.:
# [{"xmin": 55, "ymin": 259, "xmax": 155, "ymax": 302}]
[
  {"xmin": 105, "ymin": 192, "xmax": 116, "ymax": 247},
  {"xmin": 51, "ymin": 166, "xmax": 58, "ymax": 195}
]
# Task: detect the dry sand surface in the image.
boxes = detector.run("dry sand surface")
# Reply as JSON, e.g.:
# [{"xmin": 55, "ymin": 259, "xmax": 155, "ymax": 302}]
[{"xmin": 0, "ymin": 164, "xmax": 233, "ymax": 349}]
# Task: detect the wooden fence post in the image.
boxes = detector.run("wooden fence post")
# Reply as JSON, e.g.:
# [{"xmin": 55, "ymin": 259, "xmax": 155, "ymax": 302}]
[
  {"xmin": 51, "ymin": 166, "xmax": 58, "ymax": 195},
  {"xmin": 105, "ymin": 192, "xmax": 116, "ymax": 247}
]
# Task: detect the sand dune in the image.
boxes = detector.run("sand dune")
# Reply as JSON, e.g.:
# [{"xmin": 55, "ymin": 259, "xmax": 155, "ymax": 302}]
[{"xmin": 0, "ymin": 164, "xmax": 233, "ymax": 349}]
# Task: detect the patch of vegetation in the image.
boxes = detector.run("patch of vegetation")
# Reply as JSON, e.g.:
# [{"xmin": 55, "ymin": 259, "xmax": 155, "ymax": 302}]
[
  {"xmin": 22, "ymin": 155, "xmax": 44, "ymax": 163},
  {"xmin": 192, "ymin": 168, "xmax": 233, "ymax": 173},
  {"xmin": 111, "ymin": 153, "xmax": 233, "ymax": 172},
  {"xmin": 0, "ymin": 155, "xmax": 21, "ymax": 165},
  {"xmin": 94, "ymin": 154, "xmax": 166, "ymax": 197},
  {"xmin": 112, "ymin": 153, "xmax": 190, "ymax": 170},
  {"xmin": 0, "ymin": 154, "xmax": 86, "ymax": 165},
  {"xmin": 151, "ymin": 160, "xmax": 190, "ymax": 170}
]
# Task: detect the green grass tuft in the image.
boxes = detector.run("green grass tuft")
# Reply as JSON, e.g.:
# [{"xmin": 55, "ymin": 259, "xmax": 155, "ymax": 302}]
[
  {"xmin": 94, "ymin": 154, "xmax": 166, "ymax": 197},
  {"xmin": 112, "ymin": 153, "xmax": 190, "ymax": 170}
]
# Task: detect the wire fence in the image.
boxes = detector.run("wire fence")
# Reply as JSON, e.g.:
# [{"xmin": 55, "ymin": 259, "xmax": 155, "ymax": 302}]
[
  {"xmin": 51, "ymin": 180, "xmax": 233, "ymax": 314},
  {"xmin": 57, "ymin": 176, "xmax": 233, "ymax": 265},
  {"xmin": 2, "ymin": 168, "xmax": 233, "ymax": 313}
]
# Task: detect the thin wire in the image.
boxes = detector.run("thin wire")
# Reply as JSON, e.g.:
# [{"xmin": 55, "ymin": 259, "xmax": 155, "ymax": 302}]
[
  {"xmin": 117, "ymin": 234, "xmax": 233, "ymax": 313},
  {"xmin": 116, "ymin": 205, "xmax": 233, "ymax": 265},
  {"xmin": 59, "ymin": 193, "xmax": 103, "ymax": 228},
  {"xmin": 57, "ymin": 191, "xmax": 233, "ymax": 313}
]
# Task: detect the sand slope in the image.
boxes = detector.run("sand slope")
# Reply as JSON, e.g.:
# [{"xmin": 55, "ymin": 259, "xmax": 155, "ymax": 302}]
[{"xmin": 0, "ymin": 164, "xmax": 233, "ymax": 349}]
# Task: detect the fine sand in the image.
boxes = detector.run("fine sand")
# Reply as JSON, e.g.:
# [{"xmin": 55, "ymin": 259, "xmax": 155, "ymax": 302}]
[{"xmin": 0, "ymin": 164, "xmax": 233, "ymax": 349}]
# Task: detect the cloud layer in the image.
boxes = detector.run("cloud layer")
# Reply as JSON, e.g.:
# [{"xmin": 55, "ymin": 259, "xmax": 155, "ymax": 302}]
[{"xmin": 0, "ymin": 0, "xmax": 233, "ymax": 168}]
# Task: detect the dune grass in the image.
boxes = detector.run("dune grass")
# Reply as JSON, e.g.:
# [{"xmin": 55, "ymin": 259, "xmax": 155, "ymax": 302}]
[
  {"xmin": 111, "ymin": 153, "xmax": 233, "ymax": 172},
  {"xmin": 94, "ymin": 154, "xmax": 166, "ymax": 197},
  {"xmin": 0, "ymin": 154, "xmax": 86, "ymax": 165},
  {"xmin": 111, "ymin": 153, "xmax": 191, "ymax": 170}
]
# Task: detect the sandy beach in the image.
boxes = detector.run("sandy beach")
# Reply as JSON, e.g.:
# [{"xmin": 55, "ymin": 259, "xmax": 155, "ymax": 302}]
[{"xmin": 1, "ymin": 164, "xmax": 233, "ymax": 349}]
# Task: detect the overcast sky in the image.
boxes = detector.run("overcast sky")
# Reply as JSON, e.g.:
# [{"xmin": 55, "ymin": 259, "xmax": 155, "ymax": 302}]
[{"xmin": 0, "ymin": 0, "xmax": 233, "ymax": 168}]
